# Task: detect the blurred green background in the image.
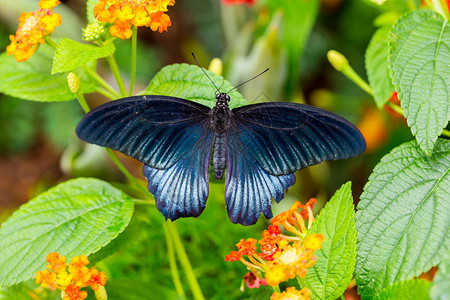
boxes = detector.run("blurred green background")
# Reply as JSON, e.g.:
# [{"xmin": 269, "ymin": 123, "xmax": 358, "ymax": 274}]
[{"xmin": 0, "ymin": 0, "xmax": 413, "ymax": 299}]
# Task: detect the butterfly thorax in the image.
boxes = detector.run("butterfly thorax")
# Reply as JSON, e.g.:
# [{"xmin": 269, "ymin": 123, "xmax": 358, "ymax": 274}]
[{"xmin": 211, "ymin": 93, "xmax": 232, "ymax": 180}]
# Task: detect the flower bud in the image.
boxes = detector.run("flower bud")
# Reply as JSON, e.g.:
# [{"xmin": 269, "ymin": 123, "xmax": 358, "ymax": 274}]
[
  {"xmin": 67, "ymin": 72, "xmax": 80, "ymax": 93},
  {"xmin": 327, "ymin": 50, "xmax": 348, "ymax": 72},
  {"xmin": 82, "ymin": 23, "xmax": 105, "ymax": 41},
  {"xmin": 208, "ymin": 58, "xmax": 223, "ymax": 76}
]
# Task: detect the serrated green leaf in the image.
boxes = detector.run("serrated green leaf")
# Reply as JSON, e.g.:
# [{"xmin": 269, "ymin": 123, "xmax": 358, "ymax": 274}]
[
  {"xmin": 389, "ymin": 10, "xmax": 450, "ymax": 155},
  {"xmin": 86, "ymin": 0, "xmax": 98, "ymax": 23},
  {"xmin": 142, "ymin": 63, "xmax": 247, "ymax": 108},
  {"xmin": 366, "ymin": 26, "xmax": 394, "ymax": 108},
  {"xmin": 303, "ymin": 182, "xmax": 356, "ymax": 300},
  {"xmin": 355, "ymin": 139, "xmax": 450, "ymax": 299},
  {"xmin": 0, "ymin": 178, "xmax": 134, "ymax": 287},
  {"xmin": 375, "ymin": 279, "xmax": 431, "ymax": 300},
  {"xmin": 52, "ymin": 38, "xmax": 115, "ymax": 74},
  {"xmin": 430, "ymin": 254, "xmax": 450, "ymax": 300},
  {"xmin": 0, "ymin": 44, "xmax": 97, "ymax": 102}
]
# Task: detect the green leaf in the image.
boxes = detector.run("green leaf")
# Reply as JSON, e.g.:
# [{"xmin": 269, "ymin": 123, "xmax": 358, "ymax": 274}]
[
  {"xmin": 389, "ymin": 10, "xmax": 450, "ymax": 155},
  {"xmin": 430, "ymin": 254, "xmax": 450, "ymax": 300},
  {"xmin": 0, "ymin": 44, "xmax": 97, "ymax": 102},
  {"xmin": 366, "ymin": 26, "xmax": 395, "ymax": 108},
  {"xmin": 86, "ymin": 0, "xmax": 98, "ymax": 23},
  {"xmin": 303, "ymin": 182, "xmax": 356, "ymax": 300},
  {"xmin": 0, "ymin": 178, "xmax": 134, "ymax": 287},
  {"xmin": 355, "ymin": 139, "xmax": 450, "ymax": 299},
  {"xmin": 142, "ymin": 63, "xmax": 247, "ymax": 108},
  {"xmin": 52, "ymin": 38, "xmax": 115, "ymax": 74},
  {"xmin": 375, "ymin": 279, "xmax": 431, "ymax": 300}
]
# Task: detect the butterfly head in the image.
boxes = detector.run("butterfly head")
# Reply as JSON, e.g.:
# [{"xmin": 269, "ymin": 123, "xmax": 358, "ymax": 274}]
[{"xmin": 215, "ymin": 92, "xmax": 230, "ymax": 109}]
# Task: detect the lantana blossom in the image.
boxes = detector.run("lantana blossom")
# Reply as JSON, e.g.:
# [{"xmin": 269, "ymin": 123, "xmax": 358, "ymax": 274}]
[
  {"xmin": 35, "ymin": 253, "xmax": 106, "ymax": 300},
  {"xmin": 225, "ymin": 198, "xmax": 324, "ymax": 299},
  {"xmin": 6, "ymin": 0, "xmax": 62, "ymax": 62},
  {"xmin": 94, "ymin": 0, "xmax": 175, "ymax": 39}
]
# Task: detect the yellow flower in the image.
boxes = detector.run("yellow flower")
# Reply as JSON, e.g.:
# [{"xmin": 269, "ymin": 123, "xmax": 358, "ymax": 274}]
[
  {"xmin": 270, "ymin": 287, "xmax": 311, "ymax": 300},
  {"xmin": 6, "ymin": 0, "xmax": 61, "ymax": 62},
  {"xmin": 265, "ymin": 264, "xmax": 289, "ymax": 286},
  {"xmin": 56, "ymin": 271, "xmax": 73, "ymax": 288},
  {"xmin": 303, "ymin": 234, "xmax": 325, "ymax": 250},
  {"xmin": 94, "ymin": 0, "xmax": 175, "ymax": 39}
]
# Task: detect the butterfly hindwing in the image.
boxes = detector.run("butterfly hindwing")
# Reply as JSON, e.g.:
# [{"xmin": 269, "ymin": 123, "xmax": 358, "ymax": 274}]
[
  {"xmin": 225, "ymin": 131, "xmax": 296, "ymax": 225},
  {"xmin": 143, "ymin": 128, "xmax": 214, "ymax": 220},
  {"xmin": 76, "ymin": 95, "xmax": 211, "ymax": 169},
  {"xmin": 231, "ymin": 102, "xmax": 366, "ymax": 175}
]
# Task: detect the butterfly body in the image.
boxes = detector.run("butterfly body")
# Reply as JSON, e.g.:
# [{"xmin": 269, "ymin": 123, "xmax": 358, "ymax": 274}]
[{"xmin": 76, "ymin": 94, "xmax": 366, "ymax": 225}]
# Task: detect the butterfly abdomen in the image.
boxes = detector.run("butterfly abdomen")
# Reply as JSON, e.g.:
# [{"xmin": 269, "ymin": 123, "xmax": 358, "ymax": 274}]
[{"xmin": 213, "ymin": 133, "xmax": 226, "ymax": 180}]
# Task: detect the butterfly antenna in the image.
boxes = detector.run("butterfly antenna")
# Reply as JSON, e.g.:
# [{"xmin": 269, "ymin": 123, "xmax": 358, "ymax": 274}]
[
  {"xmin": 191, "ymin": 53, "xmax": 221, "ymax": 93},
  {"xmin": 227, "ymin": 68, "xmax": 269, "ymax": 93}
]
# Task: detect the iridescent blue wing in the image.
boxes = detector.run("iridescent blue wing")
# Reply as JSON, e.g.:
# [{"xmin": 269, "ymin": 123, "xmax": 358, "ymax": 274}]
[
  {"xmin": 225, "ymin": 130, "xmax": 296, "ymax": 225},
  {"xmin": 142, "ymin": 128, "xmax": 213, "ymax": 220},
  {"xmin": 231, "ymin": 102, "xmax": 366, "ymax": 175},
  {"xmin": 76, "ymin": 95, "xmax": 211, "ymax": 169}
]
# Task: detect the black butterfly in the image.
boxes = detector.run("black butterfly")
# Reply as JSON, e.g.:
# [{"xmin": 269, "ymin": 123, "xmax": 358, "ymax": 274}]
[{"xmin": 76, "ymin": 91, "xmax": 365, "ymax": 225}]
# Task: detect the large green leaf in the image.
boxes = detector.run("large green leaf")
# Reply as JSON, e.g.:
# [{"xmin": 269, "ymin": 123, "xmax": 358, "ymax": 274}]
[
  {"xmin": 355, "ymin": 139, "xmax": 450, "ymax": 299},
  {"xmin": 0, "ymin": 178, "xmax": 134, "ymax": 287},
  {"xmin": 366, "ymin": 26, "xmax": 395, "ymax": 108},
  {"xmin": 430, "ymin": 254, "xmax": 450, "ymax": 300},
  {"xmin": 142, "ymin": 63, "xmax": 247, "ymax": 108},
  {"xmin": 375, "ymin": 279, "xmax": 431, "ymax": 300},
  {"xmin": 303, "ymin": 182, "xmax": 356, "ymax": 300},
  {"xmin": 0, "ymin": 44, "xmax": 97, "ymax": 102},
  {"xmin": 389, "ymin": 10, "xmax": 450, "ymax": 155},
  {"xmin": 52, "ymin": 38, "xmax": 115, "ymax": 74}
]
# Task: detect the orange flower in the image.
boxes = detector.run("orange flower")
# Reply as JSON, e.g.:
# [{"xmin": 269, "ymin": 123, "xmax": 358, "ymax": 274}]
[
  {"xmin": 68, "ymin": 255, "xmax": 91, "ymax": 286},
  {"xmin": 36, "ymin": 269, "xmax": 57, "ymax": 288},
  {"xmin": 46, "ymin": 252, "xmax": 67, "ymax": 274},
  {"xmin": 94, "ymin": 0, "xmax": 175, "ymax": 39},
  {"xmin": 236, "ymin": 238, "xmax": 257, "ymax": 255},
  {"xmin": 270, "ymin": 287, "xmax": 311, "ymax": 300},
  {"xmin": 63, "ymin": 284, "xmax": 88, "ymax": 300},
  {"xmin": 86, "ymin": 269, "xmax": 107, "ymax": 290},
  {"xmin": 6, "ymin": 0, "xmax": 61, "ymax": 62},
  {"xmin": 225, "ymin": 251, "xmax": 243, "ymax": 262}
]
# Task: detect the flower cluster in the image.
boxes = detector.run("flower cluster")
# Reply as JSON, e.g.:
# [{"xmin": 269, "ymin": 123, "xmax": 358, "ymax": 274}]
[
  {"xmin": 6, "ymin": 0, "xmax": 62, "ymax": 62},
  {"xmin": 225, "ymin": 199, "xmax": 324, "ymax": 298},
  {"xmin": 270, "ymin": 287, "xmax": 311, "ymax": 300},
  {"xmin": 35, "ymin": 253, "xmax": 107, "ymax": 300},
  {"xmin": 94, "ymin": 0, "xmax": 175, "ymax": 39}
]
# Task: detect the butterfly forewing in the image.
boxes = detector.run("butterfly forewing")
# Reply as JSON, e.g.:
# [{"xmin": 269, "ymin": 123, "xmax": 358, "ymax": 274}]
[
  {"xmin": 231, "ymin": 102, "xmax": 366, "ymax": 176},
  {"xmin": 76, "ymin": 95, "xmax": 211, "ymax": 170}
]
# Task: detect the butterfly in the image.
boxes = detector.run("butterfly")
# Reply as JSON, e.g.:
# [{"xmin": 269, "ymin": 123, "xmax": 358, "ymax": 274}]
[{"xmin": 76, "ymin": 85, "xmax": 365, "ymax": 226}]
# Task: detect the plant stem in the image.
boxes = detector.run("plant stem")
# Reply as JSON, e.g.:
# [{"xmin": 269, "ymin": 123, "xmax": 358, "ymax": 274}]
[
  {"xmin": 340, "ymin": 295, "xmax": 346, "ymax": 300},
  {"xmin": 105, "ymin": 148, "xmax": 150, "ymax": 195},
  {"xmin": 75, "ymin": 92, "xmax": 90, "ymax": 113},
  {"xmin": 342, "ymin": 65, "xmax": 373, "ymax": 96},
  {"xmin": 408, "ymin": 0, "xmax": 417, "ymax": 10},
  {"xmin": 44, "ymin": 36, "xmax": 59, "ymax": 49},
  {"xmin": 82, "ymin": 65, "xmax": 121, "ymax": 99},
  {"xmin": 441, "ymin": 128, "xmax": 450, "ymax": 138},
  {"xmin": 95, "ymin": 86, "xmax": 116, "ymax": 100},
  {"xmin": 163, "ymin": 222, "xmax": 186, "ymax": 298},
  {"xmin": 166, "ymin": 222, "xmax": 205, "ymax": 300},
  {"xmin": 133, "ymin": 198, "xmax": 155, "ymax": 206},
  {"xmin": 386, "ymin": 102, "xmax": 404, "ymax": 115},
  {"xmin": 106, "ymin": 54, "xmax": 127, "ymax": 97},
  {"xmin": 272, "ymin": 285, "xmax": 281, "ymax": 293},
  {"xmin": 129, "ymin": 27, "xmax": 138, "ymax": 96}
]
